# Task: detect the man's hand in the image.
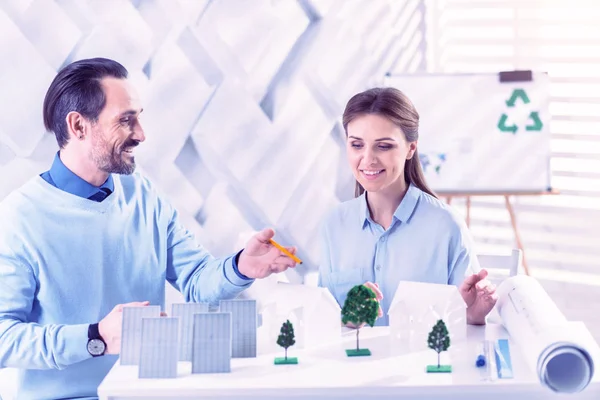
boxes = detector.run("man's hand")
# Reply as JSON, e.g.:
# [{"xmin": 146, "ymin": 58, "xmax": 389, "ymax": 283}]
[
  {"xmin": 344, "ymin": 281, "xmax": 383, "ymax": 329},
  {"xmin": 237, "ymin": 228, "xmax": 297, "ymax": 279},
  {"xmin": 459, "ymin": 269, "xmax": 497, "ymax": 325},
  {"xmin": 98, "ymin": 301, "xmax": 150, "ymax": 354}
]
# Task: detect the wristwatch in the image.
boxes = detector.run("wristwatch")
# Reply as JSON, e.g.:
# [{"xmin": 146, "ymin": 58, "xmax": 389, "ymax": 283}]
[{"xmin": 87, "ymin": 323, "xmax": 106, "ymax": 357}]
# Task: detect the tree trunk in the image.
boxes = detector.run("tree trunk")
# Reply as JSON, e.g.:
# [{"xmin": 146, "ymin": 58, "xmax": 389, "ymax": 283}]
[
  {"xmin": 285, "ymin": 347, "xmax": 287, "ymax": 360},
  {"xmin": 437, "ymin": 351, "xmax": 440, "ymax": 368},
  {"xmin": 356, "ymin": 328, "xmax": 360, "ymax": 351}
]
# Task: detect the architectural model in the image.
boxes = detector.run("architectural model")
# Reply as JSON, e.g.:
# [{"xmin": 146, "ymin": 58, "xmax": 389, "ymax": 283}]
[
  {"xmin": 258, "ymin": 282, "xmax": 341, "ymax": 354},
  {"xmin": 120, "ymin": 305, "xmax": 161, "ymax": 365},
  {"xmin": 139, "ymin": 317, "xmax": 179, "ymax": 378},
  {"xmin": 219, "ymin": 299, "xmax": 257, "ymax": 358},
  {"xmin": 388, "ymin": 281, "xmax": 466, "ymax": 354},
  {"xmin": 274, "ymin": 320, "xmax": 297, "ymax": 365},
  {"xmin": 191, "ymin": 312, "xmax": 232, "ymax": 373},
  {"xmin": 172, "ymin": 302, "xmax": 209, "ymax": 361},
  {"xmin": 426, "ymin": 319, "xmax": 452, "ymax": 373},
  {"xmin": 341, "ymin": 285, "xmax": 378, "ymax": 357}
]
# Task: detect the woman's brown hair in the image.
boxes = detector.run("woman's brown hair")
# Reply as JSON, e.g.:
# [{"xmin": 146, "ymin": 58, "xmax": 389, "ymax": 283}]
[{"xmin": 342, "ymin": 87, "xmax": 437, "ymax": 199}]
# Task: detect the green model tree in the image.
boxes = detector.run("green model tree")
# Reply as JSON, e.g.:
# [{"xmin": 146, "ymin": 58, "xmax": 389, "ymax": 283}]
[
  {"xmin": 274, "ymin": 320, "xmax": 298, "ymax": 365},
  {"xmin": 426, "ymin": 319, "xmax": 452, "ymax": 373},
  {"xmin": 341, "ymin": 284, "xmax": 378, "ymax": 357}
]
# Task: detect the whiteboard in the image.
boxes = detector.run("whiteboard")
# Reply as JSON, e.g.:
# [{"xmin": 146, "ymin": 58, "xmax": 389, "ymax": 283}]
[{"xmin": 384, "ymin": 72, "xmax": 551, "ymax": 194}]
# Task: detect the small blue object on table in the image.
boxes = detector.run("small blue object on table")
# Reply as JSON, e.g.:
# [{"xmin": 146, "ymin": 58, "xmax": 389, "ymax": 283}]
[
  {"xmin": 475, "ymin": 355, "xmax": 486, "ymax": 367},
  {"xmin": 475, "ymin": 342, "xmax": 486, "ymax": 368}
]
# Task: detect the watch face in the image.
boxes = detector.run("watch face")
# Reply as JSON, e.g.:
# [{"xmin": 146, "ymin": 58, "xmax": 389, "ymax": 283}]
[{"xmin": 87, "ymin": 338, "xmax": 106, "ymax": 356}]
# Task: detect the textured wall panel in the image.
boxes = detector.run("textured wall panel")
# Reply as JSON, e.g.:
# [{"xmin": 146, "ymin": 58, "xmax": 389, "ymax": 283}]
[{"xmin": 0, "ymin": 0, "xmax": 427, "ymax": 283}]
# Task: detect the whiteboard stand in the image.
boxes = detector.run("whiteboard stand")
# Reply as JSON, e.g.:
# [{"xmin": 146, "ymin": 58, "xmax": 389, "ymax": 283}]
[{"xmin": 441, "ymin": 190, "xmax": 560, "ymax": 277}]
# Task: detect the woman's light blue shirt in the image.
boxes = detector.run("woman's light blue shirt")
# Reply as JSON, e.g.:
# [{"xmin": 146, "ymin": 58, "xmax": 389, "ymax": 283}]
[{"xmin": 318, "ymin": 184, "xmax": 480, "ymax": 326}]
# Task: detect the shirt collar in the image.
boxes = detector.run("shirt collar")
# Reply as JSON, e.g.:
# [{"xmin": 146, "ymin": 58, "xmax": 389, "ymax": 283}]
[
  {"xmin": 359, "ymin": 183, "xmax": 422, "ymax": 229},
  {"xmin": 48, "ymin": 152, "xmax": 114, "ymax": 198}
]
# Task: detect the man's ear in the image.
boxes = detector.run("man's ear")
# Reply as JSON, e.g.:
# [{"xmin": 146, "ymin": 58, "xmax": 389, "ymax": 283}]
[
  {"xmin": 65, "ymin": 111, "xmax": 87, "ymax": 141},
  {"xmin": 407, "ymin": 141, "xmax": 418, "ymax": 160}
]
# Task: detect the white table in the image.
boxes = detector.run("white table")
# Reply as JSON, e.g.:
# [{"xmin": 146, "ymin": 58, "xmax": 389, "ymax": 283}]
[{"xmin": 98, "ymin": 324, "xmax": 600, "ymax": 399}]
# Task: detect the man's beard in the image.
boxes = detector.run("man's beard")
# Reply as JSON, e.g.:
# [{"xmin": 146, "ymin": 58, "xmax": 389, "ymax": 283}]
[{"xmin": 91, "ymin": 130, "xmax": 138, "ymax": 175}]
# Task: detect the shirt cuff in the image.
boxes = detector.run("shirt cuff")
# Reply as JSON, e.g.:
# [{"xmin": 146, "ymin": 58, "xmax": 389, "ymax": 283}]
[
  {"xmin": 223, "ymin": 250, "xmax": 254, "ymax": 287},
  {"xmin": 56, "ymin": 323, "xmax": 93, "ymax": 369}
]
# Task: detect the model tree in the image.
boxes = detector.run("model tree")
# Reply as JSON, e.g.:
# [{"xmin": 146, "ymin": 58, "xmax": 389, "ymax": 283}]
[
  {"xmin": 341, "ymin": 284, "xmax": 378, "ymax": 357},
  {"xmin": 426, "ymin": 319, "xmax": 452, "ymax": 373},
  {"xmin": 274, "ymin": 320, "xmax": 298, "ymax": 365}
]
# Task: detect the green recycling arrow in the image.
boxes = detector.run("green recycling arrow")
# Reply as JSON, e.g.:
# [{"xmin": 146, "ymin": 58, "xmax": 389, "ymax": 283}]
[
  {"xmin": 497, "ymin": 114, "xmax": 517, "ymax": 134},
  {"xmin": 526, "ymin": 111, "xmax": 543, "ymax": 131},
  {"xmin": 506, "ymin": 89, "xmax": 530, "ymax": 107}
]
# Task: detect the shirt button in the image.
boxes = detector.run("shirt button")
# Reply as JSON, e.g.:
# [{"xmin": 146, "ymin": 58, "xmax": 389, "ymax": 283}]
[
  {"xmin": 380, "ymin": 237, "xmax": 386, "ymax": 243},
  {"xmin": 376, "ymin": 265, "xmax": 381, "ymax": 271}
]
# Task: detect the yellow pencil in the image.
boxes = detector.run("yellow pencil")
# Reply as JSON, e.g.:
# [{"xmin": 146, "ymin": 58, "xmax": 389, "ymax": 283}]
[{"xmin": 269, "ymin": 238, "xmax": 302, "ymax": 264}]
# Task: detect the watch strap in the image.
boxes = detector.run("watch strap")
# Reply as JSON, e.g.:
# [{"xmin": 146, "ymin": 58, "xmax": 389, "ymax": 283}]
[{"xmin": 88, "ymin": 323, "xmax": 102, "ymax": 340}]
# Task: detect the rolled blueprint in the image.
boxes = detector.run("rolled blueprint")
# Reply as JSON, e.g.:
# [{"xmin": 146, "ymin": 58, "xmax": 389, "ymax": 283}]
[{"xmin": 496, "ymin": 275, "xmax": 597, "ymax": 393}]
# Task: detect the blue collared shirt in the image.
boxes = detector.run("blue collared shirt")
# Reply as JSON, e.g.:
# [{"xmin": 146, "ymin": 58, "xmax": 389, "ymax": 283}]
[
  {"xmin": 40, "ymin": 152, "xmax": 250, "ymax": 280},
  {"xmin": 318, "ymin": 184, "xmax": 479, "ymax": 326},
  {"xmin": 41, "ymin": 152, "xmax": 114, "ymax": 200}
]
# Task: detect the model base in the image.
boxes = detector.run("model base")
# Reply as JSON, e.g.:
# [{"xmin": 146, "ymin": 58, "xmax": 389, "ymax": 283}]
[
  {"xmin": 346, "ymin": 348, "xmax": 371, "ymax": 357},
  {"xmin": 426, "ymin": 365, "xmax": 452, "ymax": 373},
  {"xmin": 274, "ymin": 357, "xmax": 298, "ymax": 365}
]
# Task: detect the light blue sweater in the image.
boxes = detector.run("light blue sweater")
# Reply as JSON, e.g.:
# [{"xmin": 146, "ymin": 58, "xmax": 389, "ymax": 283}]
[{"xmin": 0, "ymin": 174, "xmax": 253, "ymax": 399}]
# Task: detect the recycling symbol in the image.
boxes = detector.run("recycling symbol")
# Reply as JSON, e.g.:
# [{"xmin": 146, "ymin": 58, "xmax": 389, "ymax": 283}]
[{"xmin": 497, "ymin": 89, "xmax": 543, "ymax": 134}]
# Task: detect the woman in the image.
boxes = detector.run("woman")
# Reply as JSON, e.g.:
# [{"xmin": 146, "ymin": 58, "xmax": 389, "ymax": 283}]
[{"xmin": 318, "ymin": 87, "xmax": 496, "ymax": 326}]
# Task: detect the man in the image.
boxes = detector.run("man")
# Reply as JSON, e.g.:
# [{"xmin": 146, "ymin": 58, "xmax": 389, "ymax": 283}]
[{"xmin": 0, "ymin": 58, "xmax": 297, "ymax": 399}]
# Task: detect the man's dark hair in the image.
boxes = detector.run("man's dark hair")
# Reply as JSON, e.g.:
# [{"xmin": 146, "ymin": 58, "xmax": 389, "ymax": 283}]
[{"xmin": 43, "ymin": 58, "xmax": 128, "ymax": 148}]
